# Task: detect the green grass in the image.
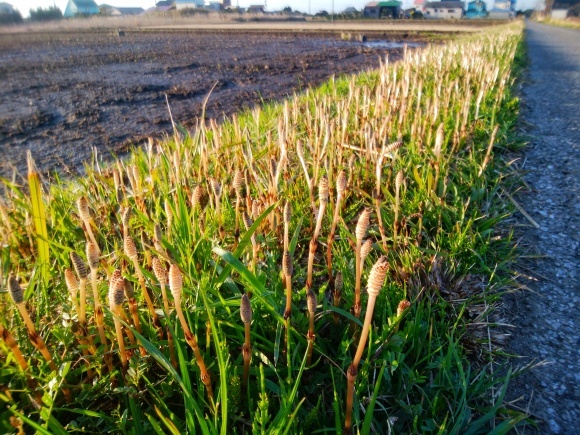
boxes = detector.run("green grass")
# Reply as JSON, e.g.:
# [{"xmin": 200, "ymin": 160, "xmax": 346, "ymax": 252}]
[{"xmin": 0, "ymin": 22, "xmax": 528, "ymax": 433}]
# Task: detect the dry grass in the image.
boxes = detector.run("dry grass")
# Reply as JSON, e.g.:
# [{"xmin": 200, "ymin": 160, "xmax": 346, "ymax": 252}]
[{"xmin": 0, "ymin": 13, "xmax": 502, "ymax": 34}]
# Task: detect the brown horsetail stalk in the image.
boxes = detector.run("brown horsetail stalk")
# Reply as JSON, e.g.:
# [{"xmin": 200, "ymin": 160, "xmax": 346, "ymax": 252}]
[
  {"xmin": 152, "ymin": 257, "xmax": 177, "ymax": 369},
  {"xmin": 306, "ymin": 176, "xmax": 328, "ymax": 290},
  {"xmin": 108, "ymin": 269, "xmax": 128, "ymax": 372},
  {"xmin": 124, "ymin": 235, "xmax": 163, "ymax": 338},
  {"xmin": 432, "ymin": 123, "xmax": 444, "ymax": 199},
  {"xmin": 296, "ymin": 140, "xmax": 315, "ymax": 215},
  {"xmin": 0, "ymin": 322, "xmax": 30, "ymax": 374},
  {"xmin": 240, "ymin": 293, "xmax": 252, "ymax": 391},
  {"xmin": 65, "ymin": 268, "xmax": 97, "ymax": 362},
  {"xmin": 327, "ymin": 170, "xmax": 346, "ymax": 282},
  {"xmin": 123, "ymin": 279, "xmax": 147, "ymax": 357},
  {"xmin": 77, "ymin": 196, "xmax": 100, "ymax": 254},
  {"xmin": 70, "ymin": 251, "xmax": 89, "ymax": 327},
  {"xmin": 243, "ymin": 211, "xmax": 258, "ymax": 274},
  {"xmin": 306, "ymin": 290, "xmax": 316, "ymax": 365},
  {"xmin": 282, "ymin": 250, "xmax": 293, "ymax": 380},
  {"xmin": 394, "ymin": 170, "xmax": 404, "ymax": 244},
  {"xmin": 86, "ymin": 242, "xmax": 113, "ymax": 371},
  {"xmin": 8, "ymin": 274, "xmax": 72, "ymax": 403},
  {"xmin": 376, "ymin": 141, "xmax": 402, "ymax": 250},
  {"xmin": 479, "ymin": 124, "xmax": 500, "ymax": 177},
  {"xmin": 210, "ymin": 178, "xmax": 224, "ymax": 238},
  {"xmin": 123, "ymin": 278, "xmax": 142, "ymax": 335},
  {"xmin": 354, "ymin": 208, "xmax": 371, "ymax": 319},
  {"xmin": 0, "ymin": 322, "xmax": 43, "ymax": 406},
  {"xmin": 333, "ymin": 271, "xmax": 343, "ymax": 325},
  {"xmin": 169, "ymin": 264, "xmax": 214, "ymax": 407},
  {"xmin": 344, "ymin": 257, "xmax": 389, "ymax": 433}
]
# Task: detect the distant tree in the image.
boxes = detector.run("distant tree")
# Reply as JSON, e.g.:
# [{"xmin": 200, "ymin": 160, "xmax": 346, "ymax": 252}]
[
  {"xmin": 29, "ymin": 6, "xmax": 63, "ymax": 22},
  {"xmin": 315, "ymin": 10, "xmax": 329, "ymax": 17},
  {"xmin": 0, "ymin": 10, "xmax": 23, "ymax": 25},
  {"xmin": 282, "ymin": 6, "xmax": 292, "ymax": 13}
]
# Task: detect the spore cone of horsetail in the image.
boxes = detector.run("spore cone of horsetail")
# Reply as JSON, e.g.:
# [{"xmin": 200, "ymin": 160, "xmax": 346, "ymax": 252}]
[
  {"xmin": 243, "ymin": 211, "xmax": 258, "ymax": 273},
  {"xmin": 64, "ymin": 268, "xmax": 79, "ymax": 315},
  {"xmin": 9, "ymin": 273, "xmax": 72, "ymax": 402},
  {"xmin": 282, "ymin": 250, "xmax": 293, "ymax": 319},
  {"xmin": 361, "ymin": 239, "xmax": 373, "ymax": 263},
  {"xmin": 283, "ymin": 200, "xmax": 291, "ymax": 253},
  {"xmin": 233, "ymin": 170, "xmax": 244, "ymax": 237},
  {"xmin": 70, "ymin": 251, "xmax": 89, "ymax": 325},
  {"xmin": 354, "ymin": 208, "xmax": 371, "ymax": 318},
  {"xmin": 397, "ymin": 299, "xmax": 411, "ymax": 317},
  {"xmin": 77, "ymin": 196, "xmax": 99, "ymax": 251},
  {"xmin": 121, "ymin": 207, "xmax": 132, "ymax": 238}
]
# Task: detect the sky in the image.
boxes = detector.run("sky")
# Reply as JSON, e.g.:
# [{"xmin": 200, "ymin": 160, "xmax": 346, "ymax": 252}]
[{"xmin": 13, "ymin": 0, "xmax": 544, "ymax": 18}]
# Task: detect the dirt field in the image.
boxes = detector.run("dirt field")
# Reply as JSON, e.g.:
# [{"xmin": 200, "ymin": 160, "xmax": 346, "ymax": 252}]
[{"xmin": 0, "ymin": 30, "xmax": 433, "ymax": 178}]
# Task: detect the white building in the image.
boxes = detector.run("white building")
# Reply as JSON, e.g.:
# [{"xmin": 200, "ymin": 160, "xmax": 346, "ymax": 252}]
[
  {"xmin": 175, "ymin": 0, "xmax": 205, "ymax": 9},
  {"xmin": 424, "ymin": 1, "xmax": 464, "ymax": 18}
]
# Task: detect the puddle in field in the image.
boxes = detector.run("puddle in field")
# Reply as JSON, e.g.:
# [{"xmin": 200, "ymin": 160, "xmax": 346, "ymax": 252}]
[{"xmin": 363, "ymin": 41, "xmax": 425, "ymax": 49}]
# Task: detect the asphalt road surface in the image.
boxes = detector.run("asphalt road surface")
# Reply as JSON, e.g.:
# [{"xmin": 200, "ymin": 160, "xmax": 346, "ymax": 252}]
[{"xmin": 507, "ymin": 21, "xmax": 580, "ymax": 434}]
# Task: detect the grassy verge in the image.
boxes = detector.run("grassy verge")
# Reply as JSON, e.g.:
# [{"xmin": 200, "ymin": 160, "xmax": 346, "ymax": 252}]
[
  {"xmin": 538, "ymin": 17, "xmax": 580, "ymax": 29},
  {"xmin": 0, "ymin": 22, "xmax": 526, "ymax": 433}
]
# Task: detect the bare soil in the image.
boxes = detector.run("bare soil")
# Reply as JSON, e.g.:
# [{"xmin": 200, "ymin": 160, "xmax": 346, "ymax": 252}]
[{"xmin": 0, "ymin": 30, "xmax": 429, "ymax": 178}]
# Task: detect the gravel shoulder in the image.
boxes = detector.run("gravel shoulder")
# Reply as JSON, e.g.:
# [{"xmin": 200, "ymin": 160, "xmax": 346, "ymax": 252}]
[{"xmin": 506, "ymin": 21, "xmax": 580, "ymax": 433}]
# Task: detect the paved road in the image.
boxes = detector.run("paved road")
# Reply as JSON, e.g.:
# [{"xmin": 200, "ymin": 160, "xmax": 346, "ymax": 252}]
[{"xmin": 507, "ymin": 22, "xmax": 580, "ymax": 433}]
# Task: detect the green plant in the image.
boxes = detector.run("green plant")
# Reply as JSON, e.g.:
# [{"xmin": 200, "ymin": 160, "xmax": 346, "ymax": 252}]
[{"xmin": 0, "ymin": 23, "xmax": 529, "ymax": 433}]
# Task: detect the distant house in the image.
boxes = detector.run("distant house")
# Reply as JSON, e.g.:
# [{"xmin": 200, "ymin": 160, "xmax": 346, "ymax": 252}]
[
  {"xmin": 147, "ymin": 1, "xmax": 177, "ymax": 12},
  {"xmin": 0, "ymin": 2, "xmax": 15, "ymax": 14},
  {"xmin": 342, "ymin": 7, "xmax": 359, "ymax": 14},
  {"xmin": 465, "ymin": 0, "xmax": 487, "ymax": 18},
  {"xmin": 488, "ymin": 7, "xmax": 513, "ymax": 18},
  {"xmin": 551, "ymin": 8, "xmax": 569, "ymax": 19},
  {"xmin": 175, "ymin": 0, "xmax": 204, "ymax": 9},
  {"xmin": 246, "ymin": 5, "xmax": 265, "ymax": 13},
  {"xmin": 363, "ymin": 1, "xmax": 402, "ymax": 18},
  {"xmin": 424, "ymin": 1, "xmax": 464, "ymax": 18},
  {"xmin": 99, "ymin": 5, "xmax": 145, "ymax": 15},
  {"xmin": 64, "ymin": 0, "xmax": 100, "ymax": 17}
]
